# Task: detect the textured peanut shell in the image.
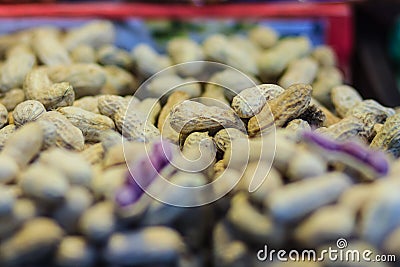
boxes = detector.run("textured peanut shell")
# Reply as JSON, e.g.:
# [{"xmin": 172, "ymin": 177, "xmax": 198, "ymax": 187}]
[
  {"xmin": 32, "ymin": 27, "xmax": 71, "ymax": 66},
  {"xmin": 0, "ymin": 125, "xmax": 16, "ymax": 150},
  {"xmin": 167, "ymin": 38, "xmax": 204, "ymax": 76},
  {"xmin": 73, "ymin": 95, "xmax": 100, "ymax": 114},
  {"xmin": 0, "ymin": 44, "xmax": 36, "ymax": 92},
  {"xmin": 39, "ymin": 111, "xmax": 84, "ymax": 151},
  {"xmin": 47, "ymin": 63, "xmax": 106, "ymax": 98},
  {"xmin": 170, "ymin": 100, "xmax": 244, "ymax": 135},
  {"xmin": 257, "ymin": 37, "xmax": 311, "ymax": 80},
  {"xmin": 331, "ymin": 85, "xmax": 362, "ymax": 118},
  {"xmin": 58, "ymin": 106, "xmax": 115, "ymax": 142},
  {"xmin": 63, "ymin": 21, "xmax": 115, "ymax": 51},
  {"xmin": 232, "ymin": 86, "xmax": 266, "ymax": 118},
  {"xmin": 0, "ymin": 88, "xmax": 25, "ymax": 111},
  {"xmin": 0, "ymin": 103, "xmax": 7, "ymax": 128},
  {"xmin": 101, "ymin": 65, "xmax": 137, "ymax": 96},
  {"xmin": 97, "ymin": 94, "xmax": 131, "ymax": 120},
  {"xmin": 248, "ymin": 84, "xmax": 312, "ymax": 136},
  {"xmin": 316, "ymin": 117, "xmax": 365, "ymax": 141},
  {"xmin": 12, "ymin": 100, "xmax": 45, "ymax": 127},
  {"xmin": 278, "ymin": 57, "xmax": 318, "ymax": 89},
  {"xmin": 23, "ymin": 68, "xmax": 75, "ymax": 109},
  {"xmin": 1, "ymin": 123, "xmax": 43, "ymax": 168},
  {"xmin": 80, "ymin": 143, "xmax": 104, "ymax": 166},
  {"xmin": 97, "ymin": 45, "xmax": 134, "ymax": 69},
  {"xmin": 370, "ymin": 113, "xmax": 400, "ymax": 157},
  {"xmin": 214, "ymin": 128, "xmax": 247, "ymax": 152}
]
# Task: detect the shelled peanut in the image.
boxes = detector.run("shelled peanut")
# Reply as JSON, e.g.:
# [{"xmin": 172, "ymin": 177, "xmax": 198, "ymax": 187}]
[{"xmin": 0, "ymin": 20, "xmax": 399, "ymax": 267}]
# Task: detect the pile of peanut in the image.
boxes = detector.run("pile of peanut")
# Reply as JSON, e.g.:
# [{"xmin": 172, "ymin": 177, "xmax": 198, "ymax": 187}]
[{"xmin": 0, "ymin": 20, "xmax": 399, "ymax": 267}]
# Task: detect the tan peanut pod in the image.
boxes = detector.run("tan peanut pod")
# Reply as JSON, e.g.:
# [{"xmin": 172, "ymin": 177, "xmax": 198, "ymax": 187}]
[
  {"xmin": 237, "ymin": 163, "xmax": 283, "ymax": 204},
  {"xmin": 294, "ymin": 205, "xmax": 355, "ymax": 247},
  {"xmin": 0, "ymin": 44, "xmax": 36, "ymax": 92},
  {"xmin": 0, "ymin": 124, "xmax": 16, "ymax": 150},
  {"xmin": 114, "ymin": 107, "xmax": 160, "ymax": 142},
  {"xmin": 0, "ymin": 154, "xmax": 19, "ymax": 184},
  {"xmin": 19, "ymin": 164, "xmax": 69, "ymax": 203},
  {"xmin": 297, "ymin": 104, "xmax": 326, "ymax": 128},
  {"xmin": 58, "ymin": 106, "xmax": 115, "ymax": 142},
  {"xmin": 99, "ymin": 130, "xmax": 123, "ymax": 153},
  {"xmin": 12, "ymin": 100, "xmax": 45, "ymax": 127},
  {"xmin": 213, "ymin": 159, "xmax": 225, "ymax": 178},
  {"xmin": 382, "ymin": 227, "xmax": 400, "ymax": 257},
  {"xmin": 206, "ymin": 69, "xmax": 260, "ymax": 101},
  {"xmin": 97, "ymin": 94, "xmax": 132, "ymax": 120},
  {"xmin": 54, "ymin": 236, "xmax": 95, "ymax": 267},
  {"xmin": 101, "ymin": 65, "xmax": 137, "ymax": 96},
  {"xmin": 134, "ymin": 98, "xmax": 161, "ymax": 126},
  {"xmin": 91, "ymin": 165, "xmax": 126, "ymax": 199},
  {"xmin": 73, "ymin": 95, "xmax": 100, "ymax": 114},
  {"xmin": 278, "ymin": 57, "xmax": 318, "ymax": 88},
  {"xmin": 286, "ymin": 119, "xmax": 311, "ymax": 132},
  {"xmin": 146, "ymin": 74, "xmax": 201, "ymax": 99},
  {"xmin": 359, "ymin": 183, "xmax": 400, "ymax": 247},
  {"xmin": 266, "ymin": 172, "xmax": 352, "ymax": 223},
  {"xmin": 79, "ymin": 201, "xmax": 116, "ymax": 243},
  {"xmin": 39, "ymin": 111, "xmax": 85, "ymax": 151},
  {"xmin": 346, "ymin": 99, "xmax": 395, "ymax": 140},
  {"xmin": 201, "ymin": 85, "xmax": 229, "ymax": 107},
  {"xmin": 131, "ymin": 44, "xmax": 173, "ymax": 78},
  {"xmin": 248, "ymin": 25, "xmax": 279, "ymax": 49},
  {"xmin": 229, "ymin": 35, "xmax": 261, "ymax": 61},
  {"xmin": 71, "ymin": 44, "xmax": 96, "ymax": 63},
  {"xmin": 32, "ymin": 27, "xmax": 71, "ymax": 66},
  {"xmin": 80, "ymin": 143, "xmax": 104, "ymax": 166},
  {"xmin": 0, "ymin": 88, "xmax": 25, "ymax": 111},
  {"xmin": 370, "ymin": 113, "xmax": 400, "ymax": 157},
  {"xmin": 258, "ymin": 36, "xmax": 311, "ymax": 80},
  {"xmin": 0, "ymin": 103, "xmax": 7, "ymax": 128},
  {"xmin": 1, "ymin": 123, "xmax": 43, "ymax": 168},
  {"xmin": 338, "ymin": 184, "xmax": 373, "ymax": 213},
  {"xmin": 182, "ymin": 131, "xmax": 214, "ymax": 151},
  {"xmin": 331, "ymin": 85, "xmax": 362, "ymax": 118},
  {"xmin": 39, "ymin": 148, "xmax": 93, "ymax": 187},
  {"xmin": 311, "ymin": 45, "xmax": 337, "ymax": 67},
  {"xmin": 315, "ymin": 117, "xmax": 365, "ymax": 141},
  {"xmin": 47, "ymin": 63, "xmax": 106, "ymax": 98},
  {"xmin": 311, "ymin": 66, "xmax": 343, "ymax": 108},
  {"xmin": 36, "ymin": 119, "xmax": 57, "ymax": 150},
  {"xmin": 0, "ymin": 28, "xmax": 34, "ymax": 57},
  {"xmin": 167, "ymin": 37, "xmax": 204, "ymax": 76},
  {"xmin": 23, "ymin": 67, "xmax": 75, "ymax": 109},
  {"xmin": 227, "ymin": 193, "xmax": 285, "ymax": 246},
  {"xmin": 97, "ymin": 44, "xmax": 134, "ymax": 69},
  {"xmin": 170, "ymin": 100, "xmax": 244, "ymax": 135},
  {"xmin": 63, "ymin": 20, "xmax": 115, "ymax": 51},
  {"xmin": 214, "ymin": 128, "xmax": 247, "ymax": 152},
  {"xmin": 232, "ymin": 86, "xmax": 266, "ymax": 118},
  {"xmin": 203, "ymin": 34, "xmax": 258, "ymax": 75},
  {"xmin": 53, "ymin": 186, "xmax": 93, "ymax": 233},
  {"xmin": 158, "ymin": 91, "xmax": 189, "ymax": 144},
  {"xmin": 0, "ymin": 218, "xmax": 64, "ymax": 266},
  {"xmin": 248, "ymin": 84, "xmax": 312, "ymax": 137},
  {"xmin": 286, "ymin": 148, "xmax": 327, "ymax": 181}
]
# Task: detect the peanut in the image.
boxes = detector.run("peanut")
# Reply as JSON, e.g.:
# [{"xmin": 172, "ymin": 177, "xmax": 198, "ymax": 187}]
[
  {"xmin": 0, "ymin": 124, "xmax": 16, "ymax": 150},
  {"xmin": 0, "ymin": 103, "xmax": 7, "ymax": 128},
  {"xmin": 312, "ymin": 66, "xmax": 343, "ymax": 108},
  {"xmin": 0, "ymin": 88, "xmax": 25, "ymax": 111},
  {"xmin": 249, "ymin": 25, "xmax": 278, "ymax": 49},
  {"xmin": 54, "ymin": 236, "xmax": 95, "ymax": 267},
  {"xmin": 278, "ymin": 57, "xmax": 318, "ymax": 88},
  {"xmin": 248, "ymin": 84, "xmax": 312, "ymax": 136},
  {"xmin": 47, "ymin": 63, "xmax": 106, "ymax": 98},
  {"xmin": 39, "ymin": 111, "xmax": 85, "ymax": 151},
  {"xmin": 370, "ymin": 113, "xmax": 400, "ymax": 157},
  {"xmin": 214, "ymin": 128, "xmax": 247, "ymax": 152},
  {"xmin": 131, "ymin": 44, "xmax": 173, "ymax": 78},
  {"xmin": 73, "ymin": 95, "xmax": 100, "ymax": 114},
  {"xmin": 97, "ymin": 45, "xmax": 133, "ymax": 69},
  {"xmin": 32, "ymin": 27, "xmax": 71, "ymax": 66},
  {"xmin": 170, "ymin": 100, "xmax": 244, "ymax": 135},
  {"xmin": 311, "ymin": 45, "xmax": 337, "ymax": 67},
  {"xmin": 0, "ymin": 44, "xmax": 36, "ymax": 92},
  {"xmin": 101, "ymin": 65, "xmax": 137, "ymax": 96},
  {"xmin": 331, "ymin": 85, "xmax": 362, "ymax": 117},
  {"xmin": 70, "ymin": 44, "xmax": 96, "ymax": 63},
  {"xmin": 58, "ymin": 106, "xmax": 115, "ymax": 142},
  {"xmin": 23, "ymin": 67, "xmax": 75, "ymax": 109},
  {"xmin": 12, "ymin": 100, "xmax": 45, "ymax": 127},
  {"xmin": 167, "ymin": 37, "xmax": 204, "ymax": 76},
  {"xmin": 63, "ymin": 20, "xmax": 115, "ymax": 51}
]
